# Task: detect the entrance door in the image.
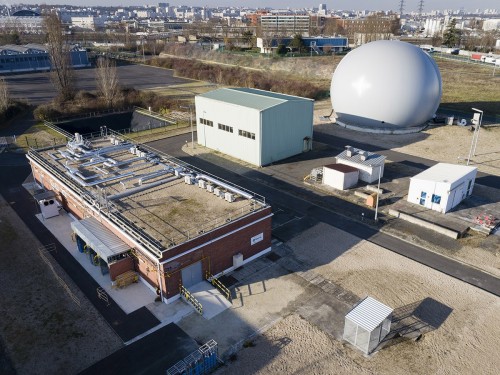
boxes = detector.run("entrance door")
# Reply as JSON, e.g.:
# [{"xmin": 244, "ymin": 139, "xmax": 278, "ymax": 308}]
[
  {"xmin": 419, "ymin": 191, "xmax": 427, "ymax": 206},
  {"xmin": 181, "ymin": 261, "xmax": 203, "ymax": 288}
]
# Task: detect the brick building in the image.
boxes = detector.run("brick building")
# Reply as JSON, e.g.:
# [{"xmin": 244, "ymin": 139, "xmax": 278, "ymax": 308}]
[{"xmin": 27, "ymin": 132, "xmax": 272, "ymax": 303}]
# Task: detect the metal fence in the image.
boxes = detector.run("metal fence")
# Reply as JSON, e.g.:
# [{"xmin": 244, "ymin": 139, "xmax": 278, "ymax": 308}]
[{"xmin": 166, "ymin": 339, "xmax": 218, "ymax": 375}]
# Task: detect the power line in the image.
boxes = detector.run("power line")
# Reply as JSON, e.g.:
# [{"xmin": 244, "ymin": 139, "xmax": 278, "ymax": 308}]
[{"xmin": 418, "ymin": 0, "xmax": 424, "ymax": 16}]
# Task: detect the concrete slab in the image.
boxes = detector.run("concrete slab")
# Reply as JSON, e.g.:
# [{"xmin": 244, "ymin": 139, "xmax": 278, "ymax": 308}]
[
  {"xmin": 391, "ymin": 199, "xmax": 472, "ymax": 235},
  {"xmin": 189, "ymin": 281, "xmax": 232, "ymax": 320},
  {"xmin": 36, "ymin": 211, "xmax": 156, "ymax": 314},
  {"xmin": 146, "ymin": 299, "xmax": 194, "ymax": 324}
]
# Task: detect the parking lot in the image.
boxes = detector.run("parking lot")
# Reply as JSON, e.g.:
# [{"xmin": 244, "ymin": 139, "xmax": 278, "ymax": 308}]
[{"xmin": 3, "ymin": 64, "xmax": 193, "ymax": 105}]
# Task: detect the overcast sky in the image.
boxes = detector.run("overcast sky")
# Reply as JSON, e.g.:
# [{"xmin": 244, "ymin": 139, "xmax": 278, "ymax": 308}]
[{"xmin": 10, "ymin": 1, "xmax": 499, "ymax": 11}]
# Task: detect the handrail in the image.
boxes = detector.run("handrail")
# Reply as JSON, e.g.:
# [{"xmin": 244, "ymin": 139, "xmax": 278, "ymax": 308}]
[
  {"xmin": 133, "ymin": 106, "xmax": 177, "ymax": 124},
  {"xmin": 206, "ymin": 271, "xmax": 232, "ymax": 302},
  {"xmin": 43, "ymin": 121, "xmax": 73, "ymax": 140},
  {"xmin": 179, "ymin": 284, "xmax": 203, "ymax": 315},
  {"xmin": 27, "ymin": 148, "xmax": 164, "ymax": 258}
]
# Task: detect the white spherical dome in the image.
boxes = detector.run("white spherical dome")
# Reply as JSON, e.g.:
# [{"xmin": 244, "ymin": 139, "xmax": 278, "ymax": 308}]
[{"xmin": 331, "ymin": 40, "xmax": 442, "ymax": 129}]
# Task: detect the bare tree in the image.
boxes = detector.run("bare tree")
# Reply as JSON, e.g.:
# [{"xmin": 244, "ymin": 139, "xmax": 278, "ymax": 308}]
[
  {"xmin": 44, "ymin": 13, "xmax": 74, "ymax": 101},
  {"xmin": 95, "ymin": 57, "xmax": 120, "ymax": 107},
  {"xmin": 0, "ymin": 78, "xmax": 9, "ymax": 112}
]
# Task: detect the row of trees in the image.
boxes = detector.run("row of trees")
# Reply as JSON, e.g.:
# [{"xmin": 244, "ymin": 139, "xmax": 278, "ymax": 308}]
[
  {"xmin": 43, "ymin": 14, "xmax": 119, "ymax": 105},
  {"xmin": 436, "ymin": 18, "xmax": 498, "ymax": 51},
  {"xmin": 148, "ymin": 56, "xmax": 326, "ymax": 99}
]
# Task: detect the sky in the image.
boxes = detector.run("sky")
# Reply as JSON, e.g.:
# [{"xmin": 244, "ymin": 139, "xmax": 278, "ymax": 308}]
[{"xmin": 7, "ymin": 1, "xmax": 500, "ymax": 12}]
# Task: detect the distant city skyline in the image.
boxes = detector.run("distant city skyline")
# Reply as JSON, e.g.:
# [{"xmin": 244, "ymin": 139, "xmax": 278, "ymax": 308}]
[{"xmin": 7, "ymin": 1, "xmax": 500, "ymax": 12}]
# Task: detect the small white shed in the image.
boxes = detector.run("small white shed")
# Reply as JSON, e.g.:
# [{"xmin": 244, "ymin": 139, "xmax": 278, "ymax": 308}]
[
  {"xmin": 343, "ymin": 296, "xmax": 393, "ymax": 354},
  {"xmin": 335, "ymin": 146, "xmax": 385, "ymax": 183},
  {"xmin": 407, "ymin": 163, "xmax": 477, "ymax": 213},
  {"xmin": 323, "ymin": 163, "xmax": 359, "ymax": 190},
  {"xmin": 34, "ymin": 190, "xmax": 60, "ymax": 219}
]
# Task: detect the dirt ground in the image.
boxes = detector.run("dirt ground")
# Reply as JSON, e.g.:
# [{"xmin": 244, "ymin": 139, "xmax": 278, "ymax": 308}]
[
  {"xmin": 314, "ymin": 98, "xmax": 500, "ymax": 177},
  {"xmin": 0, "ymin": 195, "xmax": 122, "ymax": 374},
  {"xmin": 215, "ymin": 223, "xmax": 500, "ymax": 375}
]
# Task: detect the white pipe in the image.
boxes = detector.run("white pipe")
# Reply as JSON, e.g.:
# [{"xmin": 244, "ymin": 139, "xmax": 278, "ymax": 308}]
[
  {"xmin": 103, "ymin": 156, "xmax": 147, "ymax": 168},
  {"xmin": 108, "ymin": 175, "xmax": 180, "ymax": 200},
  {"xmin": 67, "ymin": 171, "xmax": 134, "ymax": 187},
  {"xmin": 138, "ymin": 169, "xmax": 172, "ymax": 185}
]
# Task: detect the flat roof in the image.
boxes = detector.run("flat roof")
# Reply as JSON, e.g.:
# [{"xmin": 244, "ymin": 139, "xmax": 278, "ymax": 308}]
[
  {"xmin": 345, "ymin": 296, "xmax": 393, "ymax": 332},
  {"xmin": 198, "ymin": 87, "xmax": 313, "ymax": 111},
  {"xmin": 324, "ymin": 163, "xmax": 359, "ymax": 173},
  {"xmin": 411, "ymin": 163, "xmax": 477, "ymax": 183},
  {"xmin": 29, "ymin": 134, "xmax": 267, "ymax": 258},
  {"xmin": 336, "ymin": 146, "xmax": 385, "ymax": 167}
]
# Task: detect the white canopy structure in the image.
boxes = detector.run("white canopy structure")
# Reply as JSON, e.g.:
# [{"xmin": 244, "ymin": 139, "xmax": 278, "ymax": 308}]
[
  {"xmin": 71, "ymin": 217, "xmax": 130, "ymax": 264},
  {"xmin": 343, "ymin": 296, "xmax": 393, "ymax": 354}
]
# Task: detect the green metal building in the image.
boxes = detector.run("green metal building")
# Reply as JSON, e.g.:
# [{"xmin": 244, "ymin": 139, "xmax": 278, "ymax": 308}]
[{"xmin": 195, "ymin": 88, "xmax": 314, "ymax": 167}]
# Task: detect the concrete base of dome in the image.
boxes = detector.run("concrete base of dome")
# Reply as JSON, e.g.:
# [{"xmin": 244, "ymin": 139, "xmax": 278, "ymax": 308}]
[{"xmin": 334, "ymin": 120, "xmax": 428, "ymax": 134}]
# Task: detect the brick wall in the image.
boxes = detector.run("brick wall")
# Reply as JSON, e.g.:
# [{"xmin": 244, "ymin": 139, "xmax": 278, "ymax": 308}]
[
  {"xmin": 161, "ymin": 209, "xmax": 272, "ymax": 298},
  {"xmin": 109, "ymin": 257, "xmax": 135, "ymax": 281}
]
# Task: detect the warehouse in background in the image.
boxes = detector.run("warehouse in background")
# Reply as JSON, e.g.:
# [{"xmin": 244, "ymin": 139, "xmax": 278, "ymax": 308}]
[
  {"xmin": 0, "ymin": 43, "xmax": 90, "ymax": 74},
  {"xmin": 195, "ymin": 88, "xmax": 314, "ymax": 167}
]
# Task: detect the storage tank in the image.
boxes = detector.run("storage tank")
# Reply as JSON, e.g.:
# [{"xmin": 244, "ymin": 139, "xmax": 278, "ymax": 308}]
[{"xmin": 330, "ymin": 40, "xmax": 442, "ymax": 132}]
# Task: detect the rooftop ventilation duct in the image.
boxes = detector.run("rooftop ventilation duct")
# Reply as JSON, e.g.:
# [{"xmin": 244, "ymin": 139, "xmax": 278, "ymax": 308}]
[{"xmin": 345, "ymin": 145, "xmax": 354, "ymax": 157}]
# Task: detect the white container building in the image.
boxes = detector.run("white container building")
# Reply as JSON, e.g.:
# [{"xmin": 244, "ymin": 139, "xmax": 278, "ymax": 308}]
[
  {"xmin": 407, "ymin": 163, "xmax": 477, "ymax": 213},
  {"xmin": 323, "ymin": 163, "xmax": 359, "ymax": 190},
  {"xmin": 195, "ymin": 88, "xmax": 314, "ymax": 167}
]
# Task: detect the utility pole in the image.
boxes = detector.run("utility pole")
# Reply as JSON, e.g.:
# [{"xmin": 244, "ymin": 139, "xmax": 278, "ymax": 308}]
[
  {"xmin": 181, "ymin": 105, "xmax": 195, "ymax": 149},
  {"xmin": 418, "ymin": 0, "xmax": 424, "ymax": 18},
  {"xmin": 399, "ymin": 0, "xmax": 405, "ymax": 17},
  {"xmin": 375, "ymin": 165, "xmax": 382, "ymax": 222}
]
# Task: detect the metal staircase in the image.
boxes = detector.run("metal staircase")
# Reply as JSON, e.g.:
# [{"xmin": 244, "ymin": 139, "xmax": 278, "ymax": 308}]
[
  {"xmin": 206, "ymin": 271, "xmax": 232, "ymax": 302},
  {"xmin": 179, "ymin": 284, "xmax": 203, "ymax": 315}
]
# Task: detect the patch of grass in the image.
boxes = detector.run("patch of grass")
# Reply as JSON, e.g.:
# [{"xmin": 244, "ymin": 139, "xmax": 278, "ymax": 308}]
[
  {"xmin": 13, "ymin": 123, "xmax": 66, "ymax": 150},
  {"xmin": 435, "ymin": 57, "xmax": 500, "ymax": 115}
]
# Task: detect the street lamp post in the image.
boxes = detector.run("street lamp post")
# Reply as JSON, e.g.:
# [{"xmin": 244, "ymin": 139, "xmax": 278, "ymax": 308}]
[
  {"xmin": 374, "ymin": 165, "xmax": 382, "ymax": 222},
  {"xmin": 466, "ymin": 107, "xmax": 483, "ymax": 165},
  {"xmin": 471, "ymin": 108, "xmax": 483, "ymax": 157},
  {"xmin": 180, "ymin": 105, "xmax": 195, "ymax": 149}
]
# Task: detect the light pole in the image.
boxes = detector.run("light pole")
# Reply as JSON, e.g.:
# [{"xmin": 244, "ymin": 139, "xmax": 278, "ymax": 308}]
[
  {"xmin": 180, "ymin": 105, "xmax": 195, "ymax": 149},
  {"xmin": 374, "ymin": 165, "xmax": 382, "ymax": 222},
  {"xmin": 466, "ymin": 107, "xmax": 483, "ymax": 165},
  {"xmin": 471, "ymin": 108, "xmax": 483, "ymax": 157}
]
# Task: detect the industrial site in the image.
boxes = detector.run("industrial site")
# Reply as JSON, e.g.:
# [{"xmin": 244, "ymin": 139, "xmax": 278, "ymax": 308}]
[{"xmin": 0, "ymin": 3, "xmax": 499, "ymax": 374}]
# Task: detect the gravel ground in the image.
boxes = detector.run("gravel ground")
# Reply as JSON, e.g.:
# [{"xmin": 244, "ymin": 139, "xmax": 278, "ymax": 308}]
[
  {"xmin": 215, "ymin": 222, "xmax": 500, "ymax": 375},
  {"xmin": 0, "ymin": 195, "xmax": 123, "ymax": 375}
]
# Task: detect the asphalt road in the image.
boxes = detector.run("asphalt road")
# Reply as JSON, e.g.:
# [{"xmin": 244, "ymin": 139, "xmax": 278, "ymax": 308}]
[
  {"xmin": 3, "ymin": 64, "xmax": 193, "ymax": 105},
  {"xmin": 149, "ymin": 128, "xmax": 499, "ymax": 189},
  {"xmin": 146, "ymin": 134, "xmax": 500, "ymax": 297}
]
